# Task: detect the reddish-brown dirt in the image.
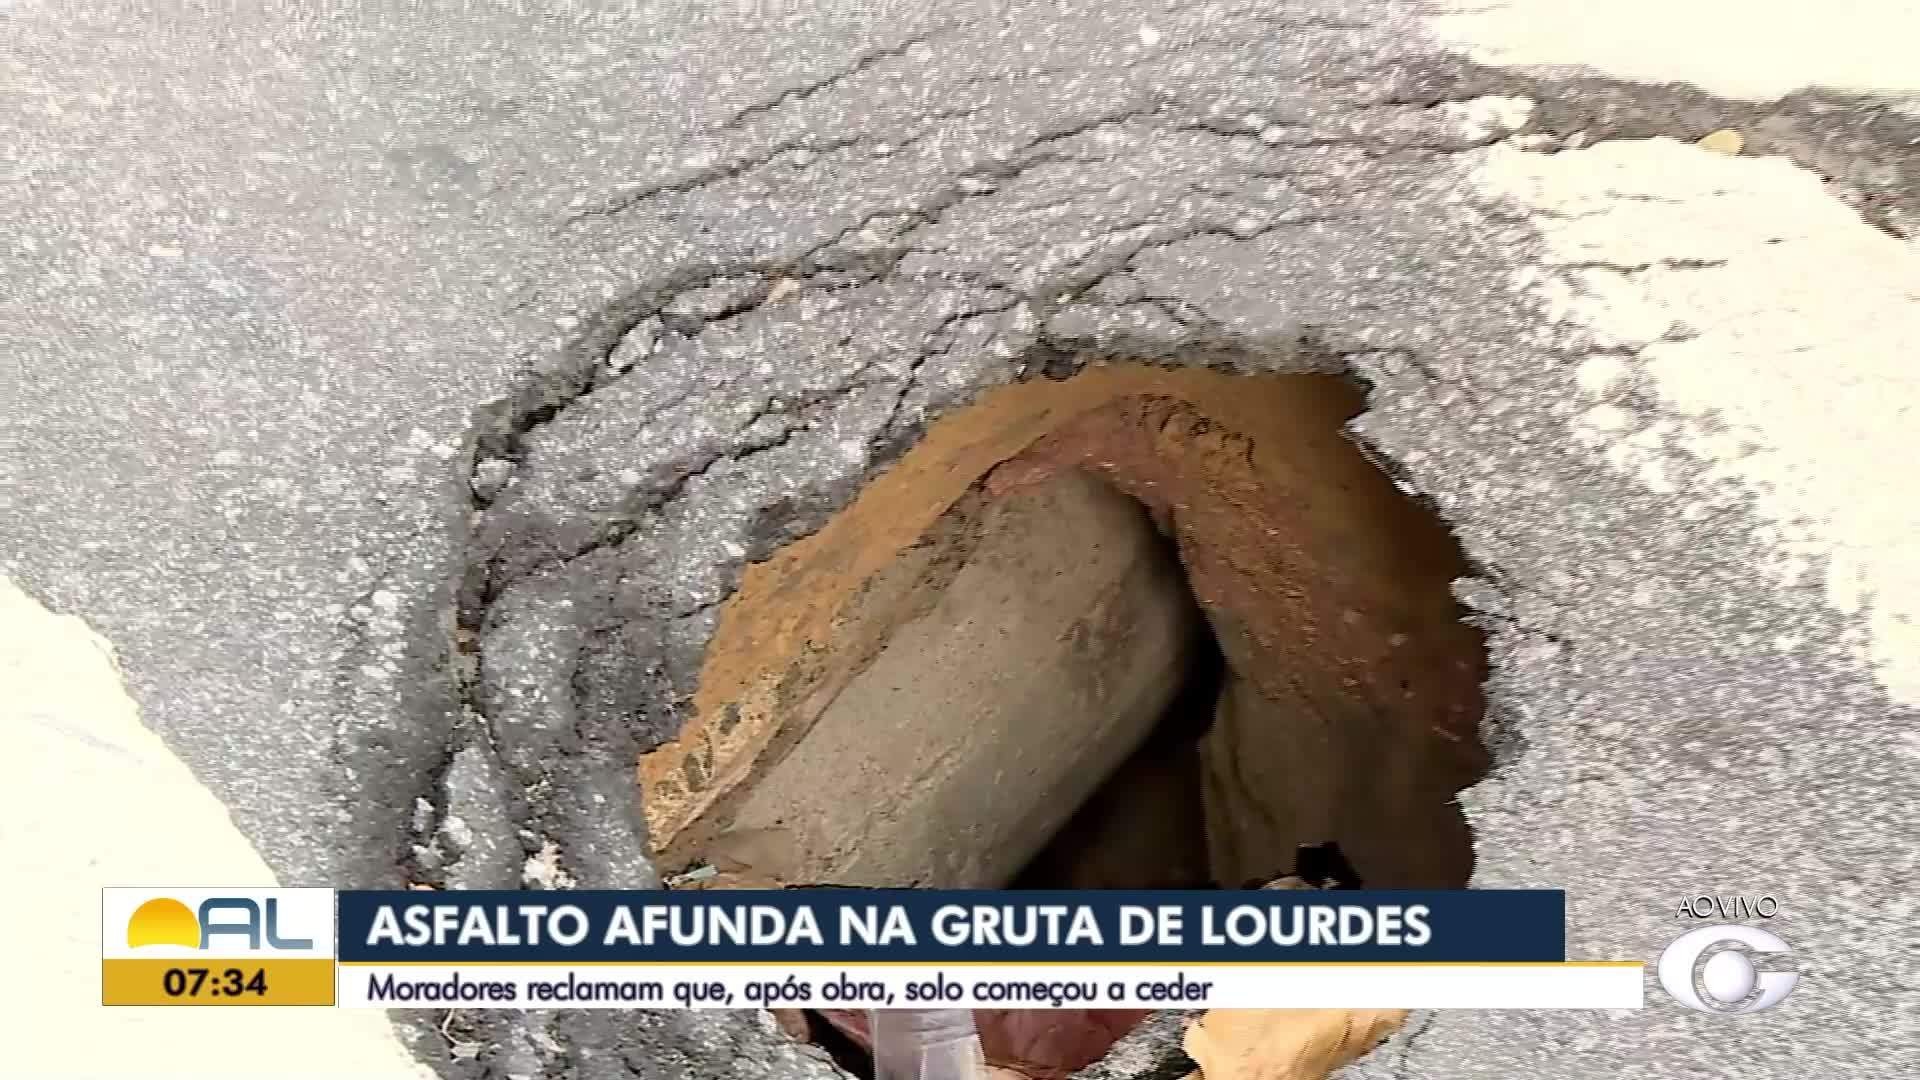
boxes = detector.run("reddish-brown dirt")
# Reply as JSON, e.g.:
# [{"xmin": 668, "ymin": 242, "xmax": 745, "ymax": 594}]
[
  {"xmin": 642, "ymin": 364, "xmax": 1488, "ymax": 1078},
  {"xmin": 980, "ymin": 391, "xmax": 1486, "ymax": 888},
  {"xmin": 642, "ymin": 365, "xmax": 1485, "ymax": 891}
]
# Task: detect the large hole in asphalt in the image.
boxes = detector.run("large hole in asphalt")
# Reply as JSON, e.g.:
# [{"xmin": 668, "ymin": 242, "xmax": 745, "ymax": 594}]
[{"xmin": 638, "ymin": 364, "xmax": 1489, "ymax": 1076}]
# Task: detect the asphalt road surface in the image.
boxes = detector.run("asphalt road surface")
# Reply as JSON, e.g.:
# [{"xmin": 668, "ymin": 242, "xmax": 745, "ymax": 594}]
[{"xmin": 4, "ymin": 1, "xmax": 1916, "ymax": 1077}]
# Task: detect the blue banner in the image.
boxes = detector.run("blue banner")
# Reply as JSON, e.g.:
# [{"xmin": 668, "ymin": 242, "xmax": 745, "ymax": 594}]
[{"xmin": 336, "ymin": 890, "xmax": 1565, "ymax": 964}]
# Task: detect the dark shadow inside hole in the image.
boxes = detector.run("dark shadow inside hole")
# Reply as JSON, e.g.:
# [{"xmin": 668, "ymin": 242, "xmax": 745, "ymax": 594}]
[
  {"xmin": 685, "ymin": 371, "xmax": 1491, "ymax": 1078},
  {"xmin": 803, "ymin": 1009, "xmax": 876, "ymax": 1078},
  {"xmin": 1003, "ymin": 472, "xmax": 1478, "ymax": 895},
  {"xmin": 662, "ymin": 371, "xmax": 1488, "ymax": 900}
]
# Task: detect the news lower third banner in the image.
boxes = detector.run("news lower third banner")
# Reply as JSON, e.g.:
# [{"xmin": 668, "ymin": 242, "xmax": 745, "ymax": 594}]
[{"xmin": 104, "ymin": 888, "xmax": 1645, "ymax": 1009}]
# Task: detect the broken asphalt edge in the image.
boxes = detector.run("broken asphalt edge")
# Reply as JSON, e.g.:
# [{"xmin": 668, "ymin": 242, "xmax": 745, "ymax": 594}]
[{"xmin": 304, "ymin": 9, "xmax": 1920, "ymax": 1078}]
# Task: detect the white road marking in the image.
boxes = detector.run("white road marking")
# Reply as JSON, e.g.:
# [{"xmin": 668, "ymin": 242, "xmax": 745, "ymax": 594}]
[
  {"xmin": 1473, "ymin": 137, "xmax": 1920, "ymax": 704},
  {"xmin": 1430, "ymin": 0, "xmax": 1920, "ymax": 105},
  {"xmin": 0, "ymin": 576, "xmax": 432, "ymax": 1079}
]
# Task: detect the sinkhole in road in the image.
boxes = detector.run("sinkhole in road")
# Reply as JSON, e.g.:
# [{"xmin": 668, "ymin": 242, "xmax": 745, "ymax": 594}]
[{"xmin": 637, "ymin": 363, "xmax": 1489, "ymax": 1076}]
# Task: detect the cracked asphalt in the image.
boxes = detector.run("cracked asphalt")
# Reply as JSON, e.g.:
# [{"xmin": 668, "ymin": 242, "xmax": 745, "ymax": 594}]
[{"xmin": 5, "ymin": 0, "xmax": 1917, "ymax": 1078}]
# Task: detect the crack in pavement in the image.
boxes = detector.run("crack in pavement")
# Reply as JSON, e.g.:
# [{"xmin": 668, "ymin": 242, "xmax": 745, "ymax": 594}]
[
  {"xmin": 317, "ymin": 12, "xmax": 1920, "ymax": 1076},
  {"xmin": 721, "ymin": 27, "xmax": 959, "ymax": 130},
  {"xmin": 441, "ymin": 26, "xmax": 1876, "ymax": 909}
]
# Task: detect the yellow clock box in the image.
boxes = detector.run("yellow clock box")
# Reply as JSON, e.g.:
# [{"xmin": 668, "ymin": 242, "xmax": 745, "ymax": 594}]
[{"xmin": 101, "ymin": 888, "xmax": 337, "ymax": 1006}]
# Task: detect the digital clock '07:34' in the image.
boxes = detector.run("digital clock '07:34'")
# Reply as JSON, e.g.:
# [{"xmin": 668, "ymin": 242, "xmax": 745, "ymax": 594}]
[{"xmin": 161, "ymin": 967, "xmax": 270, "ymax": 998}]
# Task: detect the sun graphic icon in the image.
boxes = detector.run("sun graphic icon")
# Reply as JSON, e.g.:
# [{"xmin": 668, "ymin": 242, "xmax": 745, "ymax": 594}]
[{"xmin": 126, "ymin": 897, "xmax": 201, "ymax": 949}]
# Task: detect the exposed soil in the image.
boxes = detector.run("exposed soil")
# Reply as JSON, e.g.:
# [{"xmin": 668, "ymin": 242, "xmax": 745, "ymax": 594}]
[
  {"xmin": 981, "ymin": 387, "xmax": 1486, "ymax": 889},
  {"xmin": 641, "ymin": 364, "xmax": 1487, "ymax": 894},
  {"xmin": 637, "ymin": 364, "xmax": 1488, "ymax": 1079}
]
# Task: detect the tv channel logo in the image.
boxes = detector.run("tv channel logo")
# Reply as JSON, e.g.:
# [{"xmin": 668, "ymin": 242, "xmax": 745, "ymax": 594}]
[
  {"xmin": 1657, "ymin": 924, "xmax": 1799, "ymax": 1014},
  {"xmin": 101, "ymin": 888, "xmax": 338, "ymax": 1006}
]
